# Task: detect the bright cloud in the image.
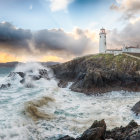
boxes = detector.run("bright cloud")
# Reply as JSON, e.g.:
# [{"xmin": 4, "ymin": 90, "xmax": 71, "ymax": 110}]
[
  {"xmin": 108, "ymin": 18, "xmax": 140, "ymax": 49},
  {"xmin": 111, "ymin": 0, "xmax": 140, "ymax": 19},
  {"xmin": 49, "ymin": 0, "xmax": 73, "ymax": 11}
]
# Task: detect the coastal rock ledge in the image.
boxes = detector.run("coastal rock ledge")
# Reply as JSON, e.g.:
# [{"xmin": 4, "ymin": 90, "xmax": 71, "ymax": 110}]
[
  {"xmin": 51, "ymin": 54, "xmax": 140, "ymax": 94},
  {"xmin": 58, "ymin": 120, "xmax": 140, "ymax": 140}
]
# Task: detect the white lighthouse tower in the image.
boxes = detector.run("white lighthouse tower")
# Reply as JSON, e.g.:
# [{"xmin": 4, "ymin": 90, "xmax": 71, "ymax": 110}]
[{"xmin": 99, "ymin": 28, "xmax": 106, "ymax": 53}]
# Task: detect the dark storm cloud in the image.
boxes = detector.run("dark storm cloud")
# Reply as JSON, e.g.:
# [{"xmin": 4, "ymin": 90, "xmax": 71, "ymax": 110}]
[
  {"xmin": 0, "ymin": 22, "xmax": 32, "ymax": 54},
  {"xmin": 0, "ymin": 22, "xmax": 94, "ymax": 57},
  {"xmin": 33, "ymin": 28, "xmax": 90, "ymax": 55}
]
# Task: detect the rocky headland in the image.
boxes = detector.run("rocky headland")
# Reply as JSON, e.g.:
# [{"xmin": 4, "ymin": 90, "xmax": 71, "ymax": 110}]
[{"xmin": 51, "ymin": 54, "xmax": 140, "ymax": 94}]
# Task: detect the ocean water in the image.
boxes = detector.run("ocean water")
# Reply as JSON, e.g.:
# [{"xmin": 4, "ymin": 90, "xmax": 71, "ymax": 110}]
[{"xmin": 0, "ymin": 63, "xmax": 140, "ymax": 140}]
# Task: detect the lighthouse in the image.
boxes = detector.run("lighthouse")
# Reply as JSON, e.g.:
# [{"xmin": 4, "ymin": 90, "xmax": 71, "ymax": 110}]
[{"xmin": 99, "ymin": 28, "xmax": 106, "ymax": 53}]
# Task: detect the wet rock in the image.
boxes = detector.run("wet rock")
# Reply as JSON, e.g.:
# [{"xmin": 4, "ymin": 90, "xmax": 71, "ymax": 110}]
[
  {"xmin": 39, "ymin": 69, "xmax": 49, "ymax": 79},
  {"xmin": 25, "ymin": 83, "xmax": 34, "ymax": 88},
  {"xmin": 20, "ymin": 78, "xmax": 25, "ymax": 84},
  {"xmin": 128, "ymin": 128, "xmax": 140, "ymax": 140},
  {"xmin": 105, "ymin": 120, "xmax": 138, "ymax": 140},
  {"xmin": 79, "ymin": 127, "xmax": 105, "ymax": 140},
  {"xmin": 79, "ymin": 119, "xmax": 106, "ymax": 140},
  {"xmin": 8, "ymin": 72, "xmax": 25, "ymax": 78},
  {"xmin": 0, "ymin": 83, "xmax": 11, "ymax": 89},
  {"xmin": 132, "ymin": 101, "xmax": 140, "ymax": 115},
  {"xmin": 90, "ymin": 119, "xmax": 106, "ymax": 129},
  {"xmin": 58, "ymin": 80, "xmax": 68, "ymax": 88},
  {"xmin": 8, "ymin": 72, "xmax": 16, "ymax": 78},
  {"xmin": 16, "ymin": 72, "xmax": 25, "ymax": 78},
  {"xmin": 29, "ymin": 75, "xmax": 42, "ymax": 81},
  {"xmin": 58, "ymin": 135, "xmax": 75, "ymax": 140}
]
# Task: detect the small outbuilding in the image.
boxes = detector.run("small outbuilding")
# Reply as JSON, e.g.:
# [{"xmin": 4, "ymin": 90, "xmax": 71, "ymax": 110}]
[
  {"xmin": 106, "ymin": 49, "xmax": 122, "ymax": 55},
  {"xmin": 99, "ymin": 28, "xmax": 140, "ymax": 55},
  {"xmin": 123, "ymin": 46, "xmax": 140, "ymax": 53}
]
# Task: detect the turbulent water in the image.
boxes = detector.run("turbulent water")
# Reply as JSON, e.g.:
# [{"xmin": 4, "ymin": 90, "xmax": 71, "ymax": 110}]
[{"xmin": 0, "ymin": 63, "xmax": 140, "ymax": 140}]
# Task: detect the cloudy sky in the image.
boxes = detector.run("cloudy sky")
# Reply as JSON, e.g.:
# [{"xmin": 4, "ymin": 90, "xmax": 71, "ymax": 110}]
[{"xmin": 0, "ymin": 0, "xmax": 140, "ymax": 62}]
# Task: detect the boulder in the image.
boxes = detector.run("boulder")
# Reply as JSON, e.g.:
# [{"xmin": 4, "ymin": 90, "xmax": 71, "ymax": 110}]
[
  {"xmin": 58, "ymin": 80, "xmax": 68, "ymax": 88},
  {"xmin": 8, "ymin": 72, "xmax": 25, "ymax": 78},
  {"xmin": 132, "ymin": 101, "xmax": 140, "ymax": 115},
  {"xmin": 20, "ymin": 78, "xmax": 25, "ymax": 84},
  {"xmin": 25, "ymin": 83, "xmax": 34, "ymax": 88},
  {"xmin": 39, "ymin": 69, "xmax": 49, "ymax": 79},
  {"xmin": 29, "ymin": 75, "xmax": 42, "ymax": 81},
  {"xmin": 58, "ymin": 135, "xmax": 75, "ymax": 140},
  {"xmin": 16, "ymin": 72, "xmax": 25, "ymax": 78},
  {"xmin": 105, "ymin": 120, "xmax": 138, "ymax": 140},
  {"xmin": 79, "ymin": 120, "xmax": 106, "ymax": 140},
  {"xmin": 0, "ymin": 83, "xmax": 11, "ymax": 89}
]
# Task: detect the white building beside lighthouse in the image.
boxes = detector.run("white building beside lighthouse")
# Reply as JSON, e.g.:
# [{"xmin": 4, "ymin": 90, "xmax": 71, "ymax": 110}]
[
  {"xmin": 99, "ymin": 28, "xmax": 140, "ymax": 55},
  {"xmin": 99, "ymin": 28, "xmax": 106, "ymax": 53}
]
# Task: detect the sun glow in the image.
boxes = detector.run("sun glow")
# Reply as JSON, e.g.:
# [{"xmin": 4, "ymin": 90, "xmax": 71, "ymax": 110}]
[
  {"xmin": 0, "ymin": 52, "xmax": 26, "ymax": 63},
  {"xmin": 0, "ymin": 52, "xmax": 64, "ymax": 63},
  {"xmin": 40, "ymin": 55, "xmax": 63, "ymax": 62}
]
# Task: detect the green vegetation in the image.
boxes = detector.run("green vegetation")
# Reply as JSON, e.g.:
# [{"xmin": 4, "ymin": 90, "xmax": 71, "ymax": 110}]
[
  {"xmin": 126, "ymin": 53, "xmax": 140, "ymax": 58},
  {"xmin": 72, "ymin": 53, "xmax": 140, "ymax": 73}
]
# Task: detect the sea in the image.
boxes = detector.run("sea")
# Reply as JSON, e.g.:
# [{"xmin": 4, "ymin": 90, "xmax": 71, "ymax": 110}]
[{"xmin": 0, "ymin": 62, "xmax": 140, "ymax": 140}]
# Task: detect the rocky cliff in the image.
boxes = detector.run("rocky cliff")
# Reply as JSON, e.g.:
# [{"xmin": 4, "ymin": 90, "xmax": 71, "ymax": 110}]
[{"xmin": 51, "ymin": 54, "xmax": 140, "ymax": 94}]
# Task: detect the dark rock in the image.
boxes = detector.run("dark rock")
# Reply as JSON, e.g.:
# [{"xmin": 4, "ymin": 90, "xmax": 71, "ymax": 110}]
[
  {"xmin": 0, "ymin": 83, "xmax": 11, "ymax": 89},
  {"xmin": 79, "ymin": 127, "xmax": 105, "ymax": 140},
  {"xmin": 132, "ymin": 101, "xmax": 140, "ymax": 115},
  {"xmin": 58, "ymin": 80, "xmax": 68, "ymax": 88},
  {"xmin": 29, "ymin": 75, "xmax": 42, "ymax": 81},
  {"xmin": 76, "ymin": 72, "xmax": 86, "ymax": 80},
  {"xmin": 58, "ymin": 135, "xmax": 75, "ymax": 140},
  {"xmin": 20, "ymin": 78, "xmax": 25, "ymax": 84},
  {"xmin": 17, "ymin": 72, "xmax": 25, "ymax": 78},
  {"xmin": 105, "ymin": 120, "xmax": 138, "ymax": 140},
  {"xmin": 8, "ymin": 72, "xmax": 16, "ymax": 77},
  {"xmin": 39, "ymin": 69, "xmax": 49, "ymax": 79},
  {"xmin": 128, "ymin": 129, "xmax": 140, "ymax": 140},
  {"xmin": 90, "ymin": 119, "xmax": 106, "ymax": 129},
  {"xmin": 25, "ymin": 83, "xmax": 34, "ymax": 88},
  {"xmin": 8, "ymin": 72, "xmax": 25, "ymax": 78},
  {"xmin": 79, "ymin": 120, "xmax": 106, "ymax": 140}
]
